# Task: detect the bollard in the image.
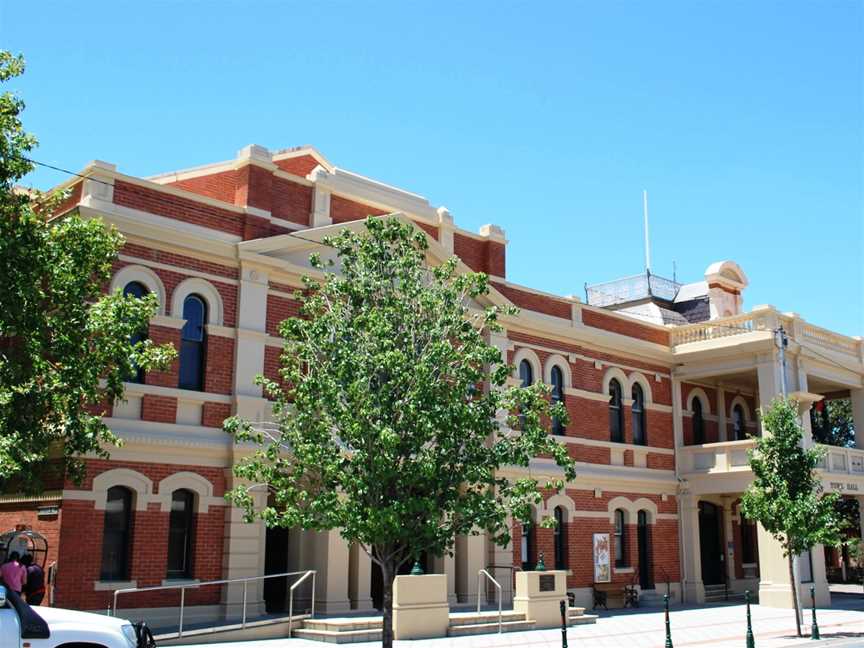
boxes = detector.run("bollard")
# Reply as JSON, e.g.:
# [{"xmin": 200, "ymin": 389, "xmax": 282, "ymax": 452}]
[
  {"xmin": 664, "ymin": 593, "xmax": 673, "ymax": 648},
  {"xmin": 559, "ymin": 599, "xmax": 569, "ymax": 648},
  {"xmin": 810, "ymin": 585, "xmax": 820, "ymax": 640},
  {"xmin": 745, "ymin": 590, "xmax": 755, "ymax": 648}
]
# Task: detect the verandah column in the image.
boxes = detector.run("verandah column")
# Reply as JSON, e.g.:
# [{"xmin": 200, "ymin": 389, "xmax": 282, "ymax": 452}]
[{"xmin": 679, "ymin": 492, "xmax": 704, "ymax": 604}]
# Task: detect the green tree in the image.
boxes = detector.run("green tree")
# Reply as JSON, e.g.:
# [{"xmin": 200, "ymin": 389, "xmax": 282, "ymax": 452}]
[
  {"xmin": 226, "ymin": 216, "xmax": 576, "ymax": 648},
  {"xmin": 0, "ymin": 51, "xmax": 175, "ymax": 492},
  {"xmin": 810, "ymin": 398, "xmax": 855, "ymax": 447},
  {"xmin": 740, "ymin": 398, "xmax": 844, "ymax": 637}
]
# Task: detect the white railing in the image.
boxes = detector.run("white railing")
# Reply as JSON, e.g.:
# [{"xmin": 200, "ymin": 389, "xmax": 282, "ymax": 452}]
[
  {"xmin": 477, "ymin": 569, "xmax": 503, "ymax": 633},
  {"xmin": 817, "ymin": 445, "xmax": 864, "ymax": 476},
  {"xmin": 112, "ymin": 569, "xmax": 315, "ymax": 639},
  {"xmin": 677, "ymin": 440, "xmax": 756, "ymax": 474},
  {"xmin": 670, "ymin": 307, "xmax": 862, "ymax": 362}
]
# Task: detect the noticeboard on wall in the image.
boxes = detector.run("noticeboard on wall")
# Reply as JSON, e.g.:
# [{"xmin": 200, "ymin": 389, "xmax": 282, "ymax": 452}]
[{"xmin": 593, "ymin": 532, "xmax": 611, "ymax": 583}]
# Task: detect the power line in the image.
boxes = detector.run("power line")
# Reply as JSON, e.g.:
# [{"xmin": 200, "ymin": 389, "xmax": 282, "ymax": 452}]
[{"xmin": 17, "ymin": 155, "xmax": 115, "ymax": 188}]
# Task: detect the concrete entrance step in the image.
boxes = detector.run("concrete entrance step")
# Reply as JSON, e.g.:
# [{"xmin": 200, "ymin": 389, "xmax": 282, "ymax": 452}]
[
  {"xmin": 448, "ymin": 610, "xmax": 528, "ymax": 626},
  {"xmin": 448, "ymin": 619, "xmax": 536, "ymax": 636},
  {"xmin": 293, "ymin": 627, "xmax": 383, "ymax": 644}
]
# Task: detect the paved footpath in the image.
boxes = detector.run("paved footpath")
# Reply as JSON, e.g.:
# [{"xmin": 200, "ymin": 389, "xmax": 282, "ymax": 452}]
[{"xmin": 180, "ymin": 594, "xmax": 864, "ymax": 648}]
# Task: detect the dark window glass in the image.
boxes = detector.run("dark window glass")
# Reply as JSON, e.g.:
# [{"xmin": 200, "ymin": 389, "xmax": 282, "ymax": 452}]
[
  {"xmin": 167, "ymin": 489, "xmax": 195, "ymax": 579},
  {"xmin": 741, "ymin": 517, "xmax": 757, "ymax": 564},
  {"xmin": 550, "ymin": 366, "xmax": 566, "ymax": 436},
  {"xmin": 521, "ymin": 514, "xmax": 536, "ymax": 571},
  {"xmin": 553, "ymin": 506, "xmax": 567, "ymax": 570},
  {"xmin": 123, "ymin": 281, "xmax": 149, "ymax": 383},
  {"xmin": 733, "ymin": 405, "xmax": 746, "ymax": 440},
  {"xmin": 609, "ymin": 379, "xmax": 623, "ymax": 442},
  {"xmin": 692, "ymin": 398, "xmax": 704, "ymax": 445},
  {"xmin": 614, "ymin": 509, "xmax": 627, "ymax": 567},
  {"xmin": 179, "ymin": 295, "xmax": 207, "ymax": 391},
  {"xmin": 519, "ymin": 360, "xmax": 534, "ymax": 387},
  {"xmin": 100, "ymin": 486, "xmax": 133, "ymax": 581},
  {"xmin": 632, "ymin": 384, "xmax": 646, "ymax": 445}
]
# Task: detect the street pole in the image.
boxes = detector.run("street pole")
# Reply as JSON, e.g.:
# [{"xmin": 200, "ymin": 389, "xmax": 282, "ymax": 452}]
[
  {"xmin": 776, "ymin": 326, "xmax": 804, "ymax": 632},
  {"xmin": 745, "ymin": 590, "xmax": 755, "ymax": 648},
  {"xmin": 559, "ymin": 599, "xmax": 569, "ymax": 648},
  {"xmin": 664, "ymin": 593, "xmax": 673, "ymax": 648}
]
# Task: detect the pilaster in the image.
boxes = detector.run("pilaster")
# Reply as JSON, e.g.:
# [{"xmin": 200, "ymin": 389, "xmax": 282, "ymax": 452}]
[
  {"xmin": 717, "ymin": 388, "xmax": 727, "ymax": 441},
  {"xmin": 671, "ymin": 377, "xmax": 684, "ymax": 448},
  {"xmin": 348, "ymin": 543, "xmax": 374, "ymax": 611},
  {"xmin": 679, "ymin": 493, "xmax": 704, "ymax": 603},
  {"xmin": 850, "ymin": 389, "xmax": 864, "ymax": 450}
]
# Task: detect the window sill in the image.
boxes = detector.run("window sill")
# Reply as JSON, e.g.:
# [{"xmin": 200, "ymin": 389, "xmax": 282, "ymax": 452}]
[
  {"xmin": 162, "ymin": 578, "xmax": 200, "ymax": 587},
  {"xmin": 94, "ymin": 580, "xmax": 137, "ymax": 591},
  {"xmin": 613, "ymin": 567, "xmax": 634, "ymax": 574}
]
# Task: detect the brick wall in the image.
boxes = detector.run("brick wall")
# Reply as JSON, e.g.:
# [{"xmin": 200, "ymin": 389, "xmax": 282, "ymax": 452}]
[
  {"xmin": 168, "ymin": 170, "xmax": 238, "ymax": 204},
  {"xmin": 453, "ymin": 233, "xmax": 505, "ymax": 277},
  {"xmin": 266, "ymin": 293, "xmax": 302, "ymax": 337},
  {"xmin": 203, "ymin": 336, "xmax": 234, "ymax": 395},
  {"xmin": 274, "ymin": 154, "xmax": 321, "ymax": 177},
  {"xmin": 271, "ymin": 177, "xmax": 312, "ymax": 225},
  {"xmin": 141, "ymin": 394, "xmax": 177, "ymax": 424},
  {"xmin": 492, "ymin": 281, "xmax": 570, "ymax": 319},
  {"xmin": 581, "ymin": 308, "xmax": 671, "ymax": 346},
  {"xmin": 330, "ymin": 195, "xmax": 388, "ymax": 224},
  {"xmin": 114, "ymin": 180, "xmax": 244, "ymax": 237}
]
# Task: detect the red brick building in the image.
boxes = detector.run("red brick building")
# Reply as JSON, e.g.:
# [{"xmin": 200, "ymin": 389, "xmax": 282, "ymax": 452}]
[{"xmin": 2, "ymin": 144, "xmax": 862, "ymax": 624}]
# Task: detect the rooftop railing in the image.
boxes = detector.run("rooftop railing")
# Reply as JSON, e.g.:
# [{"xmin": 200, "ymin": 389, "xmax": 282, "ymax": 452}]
[{"xmin": 585, "ymin": 271, "xmax": 681, "ymax": 307}]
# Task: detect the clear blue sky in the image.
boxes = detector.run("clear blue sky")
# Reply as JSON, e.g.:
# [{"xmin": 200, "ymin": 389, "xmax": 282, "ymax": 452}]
[{"xmin": 3, "ymin": 1, "xmax": 862, "ymax": 335}]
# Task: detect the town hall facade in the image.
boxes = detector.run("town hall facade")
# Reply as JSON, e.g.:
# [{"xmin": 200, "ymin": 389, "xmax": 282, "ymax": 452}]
[{"xmin": 2, "ymin": 144, "xmax": 862, "ymax": 626}]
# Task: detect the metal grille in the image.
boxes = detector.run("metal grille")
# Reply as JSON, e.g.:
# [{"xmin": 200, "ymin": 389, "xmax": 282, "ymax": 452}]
[{"xmin": 585, "ymin": 271, "xmax": 681, "ymax": 307}]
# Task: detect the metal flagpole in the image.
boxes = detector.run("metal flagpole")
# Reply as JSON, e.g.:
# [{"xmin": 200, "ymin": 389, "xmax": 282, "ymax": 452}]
[{"xmin": 643, "ymin": 190, "xmax": 651, "ymax": 272}]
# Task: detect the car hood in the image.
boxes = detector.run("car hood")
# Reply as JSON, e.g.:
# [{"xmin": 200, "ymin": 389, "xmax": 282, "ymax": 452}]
[{"xmin": 35, "ymin": 605, "xmax": 130, "ymax": 631}]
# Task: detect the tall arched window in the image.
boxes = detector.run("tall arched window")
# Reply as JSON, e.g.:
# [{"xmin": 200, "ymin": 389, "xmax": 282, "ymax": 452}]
[
  {"xmin": 553, "ymin": 506, "xmax": 567, "ymax": 570},
  {"xmin": 733, "ymin": 405, "xmax": 746, "ymax": 441},
  {"xmin": 520, "ymin": 520, "xmax": 536, "ymax": 571},
  {"xmin": 609, "ymin": 379, "xmax": 624, "ymax": 442},
  {"xmin": 614, "ymin": 509, "xmax": 627, "ymax": 567},
  {"xmin": 550, "ymin": 365, "xmax": 565, "ymax": 436},
  {"xmin": 692, "ymin": 397, "xmax": 705, "ymax": 445},
  {"xmin": 632, "ymin": 384, "xmax": 646, "ymax": 445},
  {"xmin": 179, "ymin": 295, "xmax": 207, "ymax": 391},
  {"xmin": 167, "ymin": 489, "xmax": 196, "ymax": 579},
  {"xmin": 123, "ymin": 281, "xmax": 149, "ymax": 384},
  {"xmin": 101, "ymin": 486, "xmax": 133, "ymax": 581}
]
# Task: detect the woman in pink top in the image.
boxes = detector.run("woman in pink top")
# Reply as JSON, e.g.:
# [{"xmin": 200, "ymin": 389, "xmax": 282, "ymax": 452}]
[{"xmin": 1, "ymin": 551, "xmax": 26, "ymax": 594}]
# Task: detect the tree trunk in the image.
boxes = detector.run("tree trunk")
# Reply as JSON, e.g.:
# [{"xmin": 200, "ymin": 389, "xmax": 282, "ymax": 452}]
[
  {"xmin": 787, "ymin": 553, "xmax": 802, "ymax": 637},
  {"xmin": 381, "ymin": 561, "xmax": 395, "ymax": 648}
]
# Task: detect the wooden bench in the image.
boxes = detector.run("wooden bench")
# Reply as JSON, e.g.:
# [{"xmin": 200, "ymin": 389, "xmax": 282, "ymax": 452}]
[{"xmin": 592, "ymin": 582, "xmax": 639, "ymax": 610}]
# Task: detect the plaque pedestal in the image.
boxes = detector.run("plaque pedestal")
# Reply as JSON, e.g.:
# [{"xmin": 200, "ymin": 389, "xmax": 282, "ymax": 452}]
[
  {"xmin": 513, "ymin": 570, "xmax": 568, "ymax": 629},
  {"xmin": 392, "ymin": 574, "xmax": 450, "ymax": 639}
]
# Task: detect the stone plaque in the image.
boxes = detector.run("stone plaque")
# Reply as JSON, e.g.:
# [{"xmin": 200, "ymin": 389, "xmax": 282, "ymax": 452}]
[{"xmin": 538, "ymin": 574, "xmax": 555, "ymax": 592}]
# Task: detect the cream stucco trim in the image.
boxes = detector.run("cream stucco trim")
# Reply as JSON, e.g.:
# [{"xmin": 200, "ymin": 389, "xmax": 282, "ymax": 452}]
[
  {"xmin": 111, "ymin": 265, "xmax": 167, "ymax": 315},
  {"xmin": 95, "ymin": 580, "xmax": 137, "ymax": 591},
  {"xmin": 542, "ymin": 493, "xmax": 576, "ymax": 519},
  {"xmin": 728, "ymin": 395, "xmax": 753, "ymax": 422},
  {"xmin": 602, "ymin": 366, "xmax": 628, "ymax": 396},
  {"xmin": 120, "ymin": 382, "xmax": 232, "ymax": 404},
  {"xmin": 64, "ymin": 468, "xmax": 154, "ymax": 511},
  {"xmin": 512, "ymin": 347, "xmax": 542, "ymax": 384},
  {"xmin": 157, "ymin": 471, "xmax": 225, "ymax": 514},
  {"xmin": 171, "ymin": 277, "xmax": 225, "ymax": 326},
  {"xmin": 686, "ymin": 387, "xmax": 712, "ymax": 415},
  {"xmin": 151, "ymin": 315, "xmax": 186, "ymax": 329},
  {"xmin": 628, "ymin": 372, "xmax": 654, "ymax": 404},
  {"xmin": 556, "ymin": 436, "xmax": 675, "ymax": 455},
  {"xmin": 606, "ymin": 496, "xmax": 659, "ymax": 524},
  {"xmin": 118, "ymin": 254, "xmax": 239, "ymax": 288},
  {"xmin": 543, "ymin": 354, "xmax": 571, "ymax": 388}
]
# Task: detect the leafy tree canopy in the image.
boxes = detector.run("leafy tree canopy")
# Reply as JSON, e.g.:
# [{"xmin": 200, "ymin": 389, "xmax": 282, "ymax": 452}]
[
  {"xmin": 0, "ymin": 51, "xmax": 175, "ymax": 492},
  {"xmin": 227, "ymin": 216, "xmax": 576, "ymax": 646}
]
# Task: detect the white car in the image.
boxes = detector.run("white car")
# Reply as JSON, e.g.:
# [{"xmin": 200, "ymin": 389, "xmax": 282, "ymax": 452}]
[{"xmin": 0, "ymin": 585, "xmax": 156, "ymax": 648}]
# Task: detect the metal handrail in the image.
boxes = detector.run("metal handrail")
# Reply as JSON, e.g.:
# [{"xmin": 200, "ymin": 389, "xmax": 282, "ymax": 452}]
[
  {"xmin": 477, "ymin": 569, "xmax": 503, "ymax": 634},
  {"xmin": 111, "ymin": 569, "xmax": 316, "ymax": 639},
  {"xmin": 288, "ymin": 570, "xmax": 316, "ymax": 638}
]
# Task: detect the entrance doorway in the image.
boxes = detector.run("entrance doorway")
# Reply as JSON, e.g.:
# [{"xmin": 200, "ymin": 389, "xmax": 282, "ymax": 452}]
[
  {"xmin": 698, "ymin": 501, "xmax": 724, "ymax": 585},
  {"xmin": 370, "ymin": 551, "xmax": 430, "ymax": 610},
  {"xmin": 637, "ymin": 510, "xmax": 654, "ymax": 589},
  {"xmin": 263, "ymin": 526, "xmax": 290, "ymax": 613}
]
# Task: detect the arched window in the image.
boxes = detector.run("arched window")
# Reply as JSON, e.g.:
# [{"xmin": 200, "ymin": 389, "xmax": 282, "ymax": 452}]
[
  {"xmin": 553, "ymin": 506, "xmax": 567, "ymax": 570},
  {"xmin": 692, "ymin": 397, "xmax": 705, "ymax": 445},
  {"xmin": 100, "ymin": 486, "xmax": 133, "ymax": 581},
  {"xmin": 179, "ymin": 295, "xmax": 207, "ymax": 391},
  {"xmin": 733, "ymin": 405, "xmax": 746, "ymax": 441},
  {"xmin": 609, "ymin": 379, "xmax": 623, "ymax": 442},
  {"xmin": 614, "ymin": 509, "xmax": 627, "ymax": 567},
  {"xmin": 519, "ymin": 359, "xmax": 534, "ymax": 387},
  {"xmin": 550, "ymin": 365, "xmax": 565, "ymax": 436},
  {"xmin": 632, "ymin": 384, "xmax": 646, "ymax": 445},
  {"xmin": 167, "ymin": 489, "xmax": 196, "ymax": 579},
  {"xmin": 123, "ymin": 281, "xmax": 149, "ymax": 384},
  {"xmin": 521, "ymin": 516, "xmax": 536, "ymax": 571}
]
